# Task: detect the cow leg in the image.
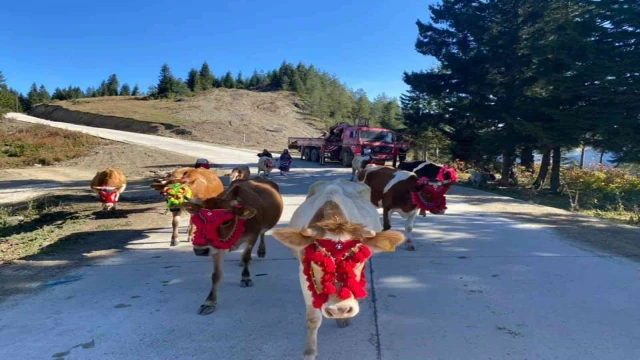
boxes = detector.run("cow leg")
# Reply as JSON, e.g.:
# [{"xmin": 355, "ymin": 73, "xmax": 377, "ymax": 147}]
[
  {"xmin": 303, "ymin": 305, "xmax": 323, "ymax": 360},
  {"xmin": 351, "ymin": 168, "xmax": 356, "ymax": 182},
  {"xmin": 382, "ymin": 206, "xmax": 392, "ymax": 231},
  {"xmin": 198, "ymin": 252, "xmax": 223, "ymax": 315},
  {"xmin": 170, "ymin": 211, "xmax": 180, "ymax": 246},
  {"xmin": 257, "ymin": 233, "xmax": 267, "ymax": 258},
  {"xmin": 240, "ymin": 238, "xmax": 257, "ymax": 287},
  {"xmin": 187, "ymin": 220, "xmax": 195, "ymax": 243},
  {"xmin": 403, "ymin": 209, "xmax": 418, "ymax": 251}
]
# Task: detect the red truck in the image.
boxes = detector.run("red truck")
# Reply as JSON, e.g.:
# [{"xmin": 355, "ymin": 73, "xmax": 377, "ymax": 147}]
[{"xmin": 288, "ymin": 122, "xmax": 411, "ymax": 167}]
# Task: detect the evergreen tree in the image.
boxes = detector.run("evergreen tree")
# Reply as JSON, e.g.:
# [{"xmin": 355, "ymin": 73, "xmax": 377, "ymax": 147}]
[
  {"xmin": 0, "ymin": 71, "xmax": 6, "ymax": 90},
  {"xmin": 131, "ymin": 84, "xmax": 140, "ymax": 96},
  {"xmin": 157, "ymin": 63, "xmax": 176, "ymax": 97},
  {"xmin": 106, "ymin": 74, "xmax": 119, "ymax": 96},
  {"xmin": 235, "ymin": 71, "xmax": 245, "ymax": 89},
  {"xmin": 221, "ymin": 71, "xmax": 235, "ymax": 88},
  {"xmin": 187, "ymin": 68, "xmax": 202, "ymax": 92},
  {"xmin": 120, "ymin": 83, "xmax": 131, "ymax": 96},
  {"xmin": 199, "ymin": 62, "xmax": 215, "ymax": 90},
  {"xmin": 27, "ymin": 83, "xmax": 41, "ymax": 106},
  {"xmin": 38, "ymin": 85, "xmax": 50, "ymax": 103},
  {"xmin": 351, "ymin": 89, "xmax": 371, "ymax": 121},
  {"xmin": 52, "ymin": 87, "xmax": 65, "ymax": 101}
]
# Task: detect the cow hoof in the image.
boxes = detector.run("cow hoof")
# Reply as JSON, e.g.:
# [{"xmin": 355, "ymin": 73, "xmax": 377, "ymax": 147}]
[
  {"xmin": 257, "ymin": 250, "xmax": 266, "ymax": 258},
  {"xmin": 198, "ymin": 304, "xmax": 217, "ymax": 315},
  {"xmin": 336, "ymin": 319, "xmax": 351, "ymax": 328},
  {"xmin": 240, "ymin": 279, "xmax": 254, "ymax": 288},
  {"xmin": 238, "ymin": 261, "xmax": 245, "ymax": 267},
  {"xmin": 303, "ymin": 352, "xmax": 317, "ymax": 360},
  {"xmin": 383, "ymin": 225, "xmax": 391, "ymax": 231},
  {"xmin": 170, "ymin": 239, "xmax": 179, "ymax": 247},
  {"xmin": 405, "ymin": 243, "xmax": 416, "ymax": 251}
]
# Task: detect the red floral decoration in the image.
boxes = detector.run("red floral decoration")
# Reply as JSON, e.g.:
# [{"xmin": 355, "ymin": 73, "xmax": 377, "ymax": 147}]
[
  {"xmin": 301, "ymin": 239, "xmax": 372, "ymax": 309},
  {"xmin": 190, "ymin": 206, "xmax": 247, "ymax": 250},
  {"xmin": 98, "ymin": 185, "xmax": 119, "ymax": 204}
]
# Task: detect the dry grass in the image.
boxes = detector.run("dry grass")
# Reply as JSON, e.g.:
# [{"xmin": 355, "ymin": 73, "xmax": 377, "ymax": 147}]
[
  {"xmin": 55, "ymin": 89, "xmax": 324, "ymax": 151},
  {"xmin": 0, "ymin": 118, "xmax": 110, "ymax": 169}
]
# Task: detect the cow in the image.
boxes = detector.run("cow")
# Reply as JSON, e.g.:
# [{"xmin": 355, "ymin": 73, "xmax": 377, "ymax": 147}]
[
  {"xmin": 397, "ymin": 160, "xmax": 458, "ymax": 217},
  {"xmin": 229, "ymin": 165, "xmax": 250, "ymax": 183},
  {"xmin": 271, "ymin": 179, "xmax": 405, "ymax": 360},
  {"xmin": 185, "ymin": 178, "xmax": 283, "ymax": 315},
  {"xmin": 469, "ymin": 169, "xmax": 496, "ymax": 188},
  {"xmin": 350, "ymin": 155, "xmax": 371, "ymax": 181},
  {"xmin": 358, "ymin": 163, "xmax": 457, "ymax": 251},
  {"xmin": 150, "ymin": 167, "xmax": 224, "ymax": 246},
  {"xmin": 90, "ymin": 168, "xmax": 127, "ymax": 211},
  {"xmin": 257, "ymin": 156, "xmax": 276, "ymax": 178}
]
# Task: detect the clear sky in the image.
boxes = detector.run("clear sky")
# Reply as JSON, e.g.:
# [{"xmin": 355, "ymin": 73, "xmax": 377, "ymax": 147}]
[{"xmin": 1, "ymin": 0, "xmax": 437, "ymax": 99}]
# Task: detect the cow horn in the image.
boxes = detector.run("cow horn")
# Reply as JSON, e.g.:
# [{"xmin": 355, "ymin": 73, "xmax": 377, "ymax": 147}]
[{"xmin": 187, "ymin": 197, "xmax": 203, "ymax": 205}]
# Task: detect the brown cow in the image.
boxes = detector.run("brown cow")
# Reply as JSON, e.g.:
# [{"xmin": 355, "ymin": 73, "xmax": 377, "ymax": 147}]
[
  {"xmin": 186, "ymin": 178, "xmax": 283, "ymax": 315},
  {"xmin": 90, "ymin": 168, "xmax": 127, "ymax": 211},
  {"xmin": 229, "ymin": 165, "xmax": 250, "ymax": 182},
  {"xmin": 150, "ymin": 167, "xmax": 224, "ymax": 246},
  {"xmin": 272, "ymin": 179, "xmax": 405, "ymax": 360},
  {"xmin": 359, "ymin": 163, "xmax": 457, "ymax": 251}
]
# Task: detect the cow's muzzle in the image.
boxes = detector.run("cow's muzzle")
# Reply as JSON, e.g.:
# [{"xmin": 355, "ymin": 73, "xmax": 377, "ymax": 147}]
[{"xmin": 193, "ymin": 246, "xmax": 210, "ymax": 257}]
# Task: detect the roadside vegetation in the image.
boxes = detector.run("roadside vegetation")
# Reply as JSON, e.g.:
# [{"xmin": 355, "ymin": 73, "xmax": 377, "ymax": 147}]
[{"xmin": 0, "ymin": 118, "xmax": 109, "ymax": 169}]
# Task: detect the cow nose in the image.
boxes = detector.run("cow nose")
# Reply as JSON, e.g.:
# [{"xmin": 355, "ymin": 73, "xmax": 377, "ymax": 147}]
[
  {"xmin": 193, "ymin": 247, "xmax": 210, "ymax": 257},
  {"xmin": 325, "ymin": 305, "xmax": 354, "ymax": 318}
]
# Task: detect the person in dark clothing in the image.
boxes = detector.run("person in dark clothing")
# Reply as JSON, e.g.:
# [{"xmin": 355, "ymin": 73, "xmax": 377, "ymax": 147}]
[
  {"xmin": 278, "ymin": 149, "xmax": 293, "ymax": 176},
  {"xmin": 257, "ymin": 149, "xmax": 273, "ymax": 158}
]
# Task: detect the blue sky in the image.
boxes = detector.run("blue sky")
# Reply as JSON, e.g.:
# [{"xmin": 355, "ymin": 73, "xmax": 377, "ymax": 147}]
[{"xmin": 1, "ymin": 0, "xmax": 437, "ymax": 99}]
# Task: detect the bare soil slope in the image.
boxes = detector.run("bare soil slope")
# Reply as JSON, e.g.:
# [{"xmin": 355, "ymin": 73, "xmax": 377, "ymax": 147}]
[{"xmin": 32, "ymin": 89, "xmax": 322, "ymax": 151}]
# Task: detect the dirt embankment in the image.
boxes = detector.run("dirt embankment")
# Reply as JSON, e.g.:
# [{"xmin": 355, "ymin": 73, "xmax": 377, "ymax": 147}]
[
  {"xmin": 28, "ymin": 104, "xmax": 192, "ymax": 138},
  {"xmin": 38, "ymin": 89, "xmax": 322, "ymax": 151}
]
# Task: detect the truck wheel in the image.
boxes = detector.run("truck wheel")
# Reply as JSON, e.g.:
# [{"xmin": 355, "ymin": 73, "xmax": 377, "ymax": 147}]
[
  {"xmin": 303, "ymin": 147, "xmax": 311, "ymax": 161},
  {"xmin": 310, "ymin": 148, "xmax": 320, "ymax": 163},
  {"xmin": 342, "ymin": 149, "xmax": 353, "ymax": 167}
]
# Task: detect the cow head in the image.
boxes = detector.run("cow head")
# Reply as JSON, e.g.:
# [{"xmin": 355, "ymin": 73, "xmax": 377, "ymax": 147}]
[
  {"xmin": 186, "ymin": 185, "xmax": 257, "ymax": 256},
  {"xmin": 273, "ymin": 219, "xmax": 404, "ymax": 319},
  {"xmin": 92, "ymin": 186, "xmax": 119, "ymax": 211},
  {"xmin": 229, "ymin": 168, "xmax": 247, "ymax": 182}
]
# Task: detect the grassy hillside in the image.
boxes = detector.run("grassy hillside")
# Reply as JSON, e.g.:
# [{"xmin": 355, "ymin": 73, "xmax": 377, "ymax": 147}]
[{"xmin": 53, "ymin": 88, "xmax": 324, "ymax": 151}]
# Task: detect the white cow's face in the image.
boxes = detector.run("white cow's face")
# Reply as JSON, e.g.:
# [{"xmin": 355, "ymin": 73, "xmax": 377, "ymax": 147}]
[{"xmin": 273, "ymin": 222, "xmax": 405, "ymax": 319}]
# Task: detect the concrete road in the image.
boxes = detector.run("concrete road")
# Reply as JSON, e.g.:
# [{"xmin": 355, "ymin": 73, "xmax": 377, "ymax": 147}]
[{"xmin": 2, "ymin": 113, "xmax": 640, "ymax": 360}]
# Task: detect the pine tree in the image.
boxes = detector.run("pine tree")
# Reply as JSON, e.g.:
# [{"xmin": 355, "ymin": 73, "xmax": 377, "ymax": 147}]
[
  {"xmin": 199, "ymin": 62, "xmax": 215, "ymax": 90},
  {"xmin": 221, "ymin": 71, "xmax": 235, "ymax": 88},
  {"xmin": 120, "ymin": 83, "xmax": 131, "ymax": 96},
  {"xmin": 38, "ymin": 85, "xmax": 50, "ymax": 103},
  {"xmin": 106, "ymin": 74, "xmax": 119, "ymax": 96},
  {"xmin": 0, "ymin": 71, "xmax": 6, "ymax": 90},
  {"xmin": 157, "ymin": 63, "xmax": 176, "ymax": 97},
  {"xmin": 98, "ymin": 81, "xmax": 108, "ymax": 97},
  {"xmin": 131, "ymin": 84, "xmax": 140, "ymax": 96},
  {"xmin": 27, "ymin": 83, "xmax": 41, "ymax": 106},
  {"xmin": 52, "ymin": 87, "xmax": 65, "ymax": 101},
  {"xmin": 235, "ymin": 72, "xmax": 245, "ymax": 89},
  {"xmin": 187, "ymin": 68, "xmax": 202, "ymax": 92}
]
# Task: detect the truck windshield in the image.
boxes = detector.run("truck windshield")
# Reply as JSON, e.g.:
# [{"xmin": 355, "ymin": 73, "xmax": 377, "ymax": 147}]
[{"xmin": 359, "ymin": 130, "xmax": 393, "ymax": 144}]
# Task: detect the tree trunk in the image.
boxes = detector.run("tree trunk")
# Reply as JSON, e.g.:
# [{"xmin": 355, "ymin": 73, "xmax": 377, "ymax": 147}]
[
  {"xmin": 599, "ymin": 150, "xmax": 605, "ymax": 164},
  {"xmin": 550, "ymin": 146, "xmax": 562, "ymax": 193},
  {"xmin": 499, "ymin": 145, "xmax": 515, "ymax": 187},
  {"xmin": 579, "ymin": 145, "xmax": 585, "ymax": 169},
  {"xmin": 533, "ymin": 148, "xmax": 551, "ymax": 189},
  {"xmin": 520, "ymin": 146, "xmax": 535, "ymax": 172}
]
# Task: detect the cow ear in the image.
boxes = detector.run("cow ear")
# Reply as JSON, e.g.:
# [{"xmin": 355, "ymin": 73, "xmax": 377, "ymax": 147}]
[
  {"xmin": 234, "ymin": 205, "xmax": 257, "ymax": 219},
  {"xmin": 272, "ymin": 228, "xmax": 315, "ymax": 250},
  {"xmin": 361, "ymin": 230, "xmax": 405, "ymax": 253}
]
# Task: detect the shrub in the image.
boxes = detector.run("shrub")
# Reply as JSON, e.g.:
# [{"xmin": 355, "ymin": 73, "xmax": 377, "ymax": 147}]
[{"xmin": 562, "ymin": 164, "xmax": 640, "ymax": 211}]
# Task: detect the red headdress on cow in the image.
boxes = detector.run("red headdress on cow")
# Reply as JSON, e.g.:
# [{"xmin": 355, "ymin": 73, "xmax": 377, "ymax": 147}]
[
  {"xmin": 98, "ymin": 185, "xmax": 119, "ymax": 205},
  {"xmin": 301, "ymin": 239, "xmax": 372, "ymax": 309},
  {"xmin": 412, "ymin": 166, "xmax": 458, "ymax": 214},
  {"xmin": 190, "ymin": 205, "xmax": 248, "ymax": 250}
]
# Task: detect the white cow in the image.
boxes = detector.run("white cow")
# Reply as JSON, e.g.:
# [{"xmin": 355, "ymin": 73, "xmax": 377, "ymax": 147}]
[
  {"xmin": 272, "ymin": 179, "xmax": 405, "ymax": 360},
  {"xmin": 350, "ymin": 155, "xmax": 371, "ymax": 181},
  {"xmin": 257, "ymin": 156, "xmax": 276, "ymax": 178}
]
